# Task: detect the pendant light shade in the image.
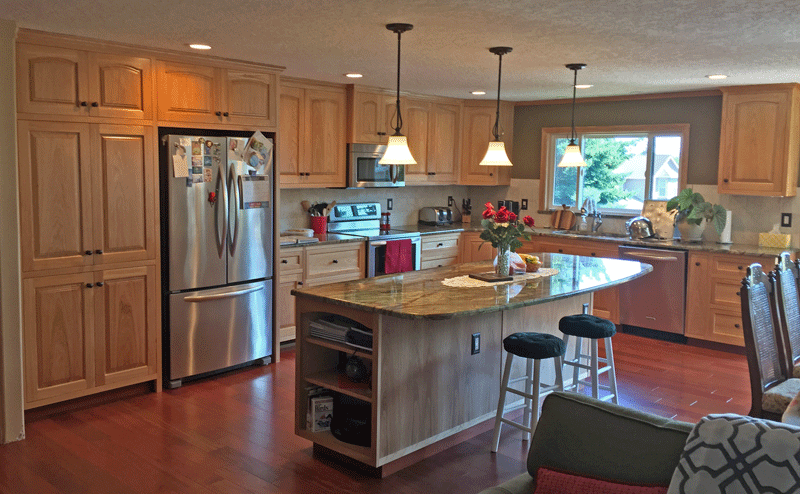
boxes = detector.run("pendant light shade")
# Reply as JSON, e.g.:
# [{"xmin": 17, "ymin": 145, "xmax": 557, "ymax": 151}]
[
  {"xmin": 379, "ymin": 23, "xmax": 416, "ymax": 166},
  {"xmin": 480, "ymin": 46, "xmax": 513, "ymax": 167},
  {"xmin": 557, "ymin": 63, "xmax": 588, "ymax": 168}
]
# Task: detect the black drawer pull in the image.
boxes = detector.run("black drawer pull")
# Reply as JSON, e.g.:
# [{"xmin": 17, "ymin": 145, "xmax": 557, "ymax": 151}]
[
  {"xmin": 695, "ymin": 262, "xmax": 700, "ymax": 266},
  {"xmin": 736, "ymin": 291, "xmax": 740, "ymax": 296},
  {"xmin": 281, "ymin": 259, "xmax": 288, "ymax": 264},
  {"xmin": 591, "ymin": 252, "xmax": 596, "ymax": 256},
  {"xmin": 723, "ymin": 178, "xmax": 729, "ymax": 183},
  {"xmin": 85, "ymin": 250, "xmax": 93, "ymax": 255},
  {"xmin": 80, "ymin": 101, "xmax": 88, "ymax": 107},
  {"xmin": 86, "ymin": 283, "xmax": 93, "ymax": 288},
  {"xmin": 215, "ymin": 111, "xmax": 222, "ymax": 116},
  {"xmin": 95, "ymin": 249, "xmax": 103, "ymax": 255},
  {"xmin": 298, "ymin": 281, "xmax": 303, "ymax": 286},
  {"xmin": 738, "ymin": 266, "xmax": 743, "ymax": 270},
  {"xmin": 223, "ymin": 112, "xmax": 229, "ymax": 117},
  {"xmin": 91, "ymin": 102, "xmax": 98, "ymax": 107},
  {"xmin": 96, "ymin": 282, "xmax": 104, "ymax": 287},
  {"xmin": 734, "ymin": 323, "xmax": 740, "ymax": 328},
  {"xmin": 332, "ymin": 259, "xmax": 338, "ymax": 263},
  {"xmin": 489, "ymin": 173, "xmax": 494, "ymax": 177},
  {"xmin": 437, "ymin": 243, "xmax": 443, "ymax": 247},
  {"xmin": 558, "ymin": 249, "xmax": 563, "ymax": 253}
]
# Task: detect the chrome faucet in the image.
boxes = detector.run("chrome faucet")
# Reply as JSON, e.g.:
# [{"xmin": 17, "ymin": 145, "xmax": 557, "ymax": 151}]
[{"xmin": 581, "ymin": 198, "xmax": 603, "ymax": 233}]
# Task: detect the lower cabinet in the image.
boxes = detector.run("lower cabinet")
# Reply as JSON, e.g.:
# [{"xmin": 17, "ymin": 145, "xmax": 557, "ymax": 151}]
[
  {"xmin": 278, "ymin": 242, "xmax": 366, "ymax": 343},
  {"xmin": 420, "ymin": 233, "xmax": 460, "ymax": 269},
  {"xmin": 460, "ymin": 231, "xmax": 496, "ymax": 263},
  {"xmin": 22, "ymin": 265, "xmax": 158, "ymax": 408},
  {"xmin": 685, "ymin": 252, "xmax": 777, "ymax": 347}
]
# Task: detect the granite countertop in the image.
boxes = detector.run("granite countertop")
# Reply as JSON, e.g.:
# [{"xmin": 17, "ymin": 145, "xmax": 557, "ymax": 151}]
[
  {"xmin": 279, "ymin": 232, "xmax": 366, "ymax": 248},
  {"xmin": 292, "ymin": 253, "xmax": 652, "ymax": 320}
]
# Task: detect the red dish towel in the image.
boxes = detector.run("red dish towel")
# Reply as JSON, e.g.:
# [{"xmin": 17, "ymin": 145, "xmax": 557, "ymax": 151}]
[{"xmin": 385, "ymin": 239, "xmax": 413, "ymax": 274}]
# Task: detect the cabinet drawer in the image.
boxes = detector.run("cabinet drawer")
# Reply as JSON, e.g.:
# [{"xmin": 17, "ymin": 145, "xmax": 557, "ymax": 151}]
[
  {"xmin": 709, "ymin": 277, "xmax": 744, "ymax": 308},
  {"xmin": 708, "ymin": 310, "xmax": 745, "ymax": 346},
  {"xmin": 305, "ymin": 244, "xmax": 364, "ymax": 285},
  {"xmin": 279, "ymin": 249, "xmax": 303, "ymax": 275},
  {"xmin": 421, "ymin": 256, "xmax": 459, "ymax": 270},
  {"xmin": 711, "ymin": 254, "xmax": 774, "ymax": 278},
  {"xmin": 421, "ymin": 234, "xmax": 460, "ymax": 261}
]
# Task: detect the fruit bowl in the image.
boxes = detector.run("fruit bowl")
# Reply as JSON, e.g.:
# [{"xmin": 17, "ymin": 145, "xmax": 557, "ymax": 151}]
[{"xmin": 526, "ymin": 262, "xmax": 541, "ymax": 273}]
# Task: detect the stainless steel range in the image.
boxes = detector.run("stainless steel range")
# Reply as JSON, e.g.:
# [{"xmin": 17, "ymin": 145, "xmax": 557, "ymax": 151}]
[{"xmin": 327, "ymin": 202, "xmax": 421, "ymax": 277}]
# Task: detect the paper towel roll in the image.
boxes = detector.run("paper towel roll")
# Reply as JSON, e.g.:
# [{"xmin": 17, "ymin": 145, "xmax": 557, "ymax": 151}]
[{"xmin": 718, "ymin": 210, "xmax": 732, "ymax": 244}]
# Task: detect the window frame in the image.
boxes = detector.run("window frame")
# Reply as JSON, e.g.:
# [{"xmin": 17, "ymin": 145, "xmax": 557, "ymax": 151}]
[{"xmin": 538, "ymin": 124, "xmax": 690, "ymax": 215}]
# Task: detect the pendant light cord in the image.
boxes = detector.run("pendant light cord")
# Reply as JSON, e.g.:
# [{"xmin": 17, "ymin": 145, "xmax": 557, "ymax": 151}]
[
  {"xmin": 492, "ymin": 53, "xmax": 503, "ymax": 141},
  {"xmin": 570, "ymin": 68, "xmax": 578, "ymax": 142},
  {"xmin": 394, "ymin": 30, "xmax": 403, "ymax": 134}
]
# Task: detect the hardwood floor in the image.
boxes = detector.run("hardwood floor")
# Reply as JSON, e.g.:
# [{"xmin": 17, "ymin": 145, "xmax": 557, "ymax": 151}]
[{"xmin": 0, "ymin": 333, "xmax": 749, "ymax": 493}]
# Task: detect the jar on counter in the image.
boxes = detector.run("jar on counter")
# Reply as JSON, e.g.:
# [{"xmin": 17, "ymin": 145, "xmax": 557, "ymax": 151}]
[{"xmin": 380, "ymin": 211, "xmax": 391, "ymax": 231}]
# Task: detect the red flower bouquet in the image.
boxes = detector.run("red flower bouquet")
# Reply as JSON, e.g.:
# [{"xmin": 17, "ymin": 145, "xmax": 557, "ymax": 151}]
[{"xmin": 479, "ymin": 202, "xmax": 536, "ymax": 276}]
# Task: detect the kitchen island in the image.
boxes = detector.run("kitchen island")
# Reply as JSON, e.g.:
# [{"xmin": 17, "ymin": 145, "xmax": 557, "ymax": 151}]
[{"xmin": 292, "ymin": 253, "xmax": 652, "ymax": 476}]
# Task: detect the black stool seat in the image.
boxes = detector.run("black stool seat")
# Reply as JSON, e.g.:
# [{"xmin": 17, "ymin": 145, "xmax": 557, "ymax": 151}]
[
  {"xmin": 503, "ymin": 332, "xmax": 566, "ymax": 360},
  {"xmin": 559, "ymin": 314, "xmax": 616, "ymax": 338}
]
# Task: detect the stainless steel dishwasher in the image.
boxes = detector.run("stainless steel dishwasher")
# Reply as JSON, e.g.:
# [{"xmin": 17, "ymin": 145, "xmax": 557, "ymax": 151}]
[{"xmin": 618, "ymin": 246, "xmax": 687, "ymax": 334}]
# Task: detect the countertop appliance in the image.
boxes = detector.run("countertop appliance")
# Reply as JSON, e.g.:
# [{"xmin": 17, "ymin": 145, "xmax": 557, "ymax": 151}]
[
  {"xmin": 328, "ymin": 202, "xmax": 421, "ymax": 277},
  {"xmin": 160, "ymin": 129, "xmax": 274, "ymax": 388},
  {"xmin": 419, "ymin": 206, "xmax": 454, "ymax": 226},
  {"xmin": 348, "ymin": 143, "xmax": 404, "ymax": 188},
  {"xmin": 626, "ymin": 216, "xmax": 655, "ymax": 240},
  {"xmin": 618, "ymin": 246, "xmax": 687, "ymax": 336}
]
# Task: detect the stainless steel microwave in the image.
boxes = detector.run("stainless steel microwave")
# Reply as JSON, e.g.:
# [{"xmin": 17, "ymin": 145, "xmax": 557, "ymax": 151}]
[{"xmin": 348, "ymin": 143, "xmax": 405, "ymax": 188}]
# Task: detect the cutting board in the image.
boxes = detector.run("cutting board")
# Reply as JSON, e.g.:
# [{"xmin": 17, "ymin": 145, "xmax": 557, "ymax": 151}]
[{"xmin": 550, "ymin": 205, "xmax": 576, "ymax": 230}]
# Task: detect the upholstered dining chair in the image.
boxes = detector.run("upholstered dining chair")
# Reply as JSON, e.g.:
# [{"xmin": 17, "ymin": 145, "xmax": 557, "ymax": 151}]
[
  {"xmin": 774, "ymin": 252, "xmax": 800, "ymax": 378},
  {"xmin": 740, "ymin": 263, "xmax": 800, "ymax": 420}
]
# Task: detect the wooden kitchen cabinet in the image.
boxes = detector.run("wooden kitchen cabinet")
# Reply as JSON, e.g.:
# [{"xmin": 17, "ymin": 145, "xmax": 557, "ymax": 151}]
[
  {"xmin": 460, "ymin": 231, "xmax": 496, "ymax": 263},
  {"xmin": 718, "ymin": 84, "xmax": 800, "ymax": 197},
  {"xmin": 402, "ymin": 98, "xmax": 431, "ymax": 183},
  {"xmin": 279, "ymin": 80, "xmax": 347, "ymax": 188},
  {"xmin": 17, "ymin": 43, "xmax": 153, "ymax": 120},
  {"xmin": 157, "ymin": 60, "xmax": 277, "ymax": 128},
  {"xmin": 23, "ymin": 265, "xmax": 158, "ymax": 408},
  {"xmin": 460, "ymin": 101, "xmax": 513, "ymax": 186},
  {"xmin": 347, "ymin": 86, "xmax": 396, "ymax": 143},
  {"xmin": 278, "ymin": 242, "xmax": 366, "ymax": 342},
  {"xmin": 17, "ymin": 121, "xmax": 157, "ymax": 273},
  {"xmin": 426, "ymin": 102, "xmax": 461, "ymax": 183},
  {"xmin": 420, "ymin": 233, "xmax": 461, "ymax": 269},
  {"xmin": 685, "ymin": 252, "xmax": 779, "ymax": 347}
]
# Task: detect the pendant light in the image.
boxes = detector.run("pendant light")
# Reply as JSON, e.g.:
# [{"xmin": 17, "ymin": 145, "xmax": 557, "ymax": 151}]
[
  {"xmin": 379, "ymin": 23, "xmax": 417, "ymax": 166},
  {"xmin": 479, "ymin": 47, "xmax": 513, "ymax": 167},
  {"xmin": 558, "ymin": 63, "xmax": 588, "ymax": 167}
]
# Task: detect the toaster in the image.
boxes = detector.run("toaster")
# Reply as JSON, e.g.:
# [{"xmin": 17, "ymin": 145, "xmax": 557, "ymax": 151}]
[{"xmin": 419, "ymin": 207, "xmax": 454, "ymax": 226}]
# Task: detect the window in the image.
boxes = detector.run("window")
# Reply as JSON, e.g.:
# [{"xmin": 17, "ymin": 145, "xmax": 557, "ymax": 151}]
[{"xmin": 541, "ymin": 124, "xmax": 689, "ymax": 214}]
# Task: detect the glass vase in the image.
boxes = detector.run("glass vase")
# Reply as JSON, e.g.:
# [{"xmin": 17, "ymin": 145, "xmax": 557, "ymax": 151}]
[{"xmin": 495, "ymin": 245, "xmax": 511, "ymax": 277}]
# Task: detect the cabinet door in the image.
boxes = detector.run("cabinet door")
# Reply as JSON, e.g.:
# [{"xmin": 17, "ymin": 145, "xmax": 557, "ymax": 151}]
[
  {"xmin": 351, "ymin": 89, "xmax": 389, "ymax": 143},
  {"xmin": 278, "ymin": 275, "xmax": 302, "ymax": 343},
  {"xmin": 222, "ymin": 69, "xmax": 277, "ymax": 128},
  {"xmin": 156, "ymin": 61, "xmax": 219, "ymax": 123},
  {"xmin": 718, "ymin": 87, "xmax": 799, "ymax": 196},
  {"xmin": 18, "ymin": 121, "xmax": 94, "ymax": 272},
  {"xmin": 278, "ymin": 85, "xmax": 305, "ymax": 187},
  {"xmin": 88, "ymin": 53, "xmax": 152, "ymax": 120},
  {"xmin": 403, "ymin": 99, "xmax": 431, "ymax": 183},
  {"xmin": 93, "ymin": 265, "xmax": 158, "ymax": 387},
  {"xmin": 427, "ymin": 102, "xmax": 460, "ymax": 183},
  {"xmin": 16, "ymin": 44, "xmax": 89, "ymax": 116},
  {"xmin": 460, "ymin": 105, "xmax": 498, "ymax": 185},
  {"xmin": 23, "ymin": 272, "xmax": 95, "ymax": 406},
  {"xmin": 684, "ymin": 252, "xmax": 711, "ymax": 340},
  {"xmin": 304, "ymin": 88, "xmax": 346, "ymax": 187},
  {"xmin": 91, "ymin": 125, "xmax": 156, "ymax": 264}
]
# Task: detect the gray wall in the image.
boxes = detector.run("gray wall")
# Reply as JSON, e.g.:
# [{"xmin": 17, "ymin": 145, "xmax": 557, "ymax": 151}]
[{"xmin": 511, "ymin": 95, "xmax": 723, "ymax": 185}]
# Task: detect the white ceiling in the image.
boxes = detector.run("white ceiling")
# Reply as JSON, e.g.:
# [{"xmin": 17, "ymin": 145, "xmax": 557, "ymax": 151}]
[{"xmin": 2, "ymin": 0, "xmax": 800, "ymax": 101}]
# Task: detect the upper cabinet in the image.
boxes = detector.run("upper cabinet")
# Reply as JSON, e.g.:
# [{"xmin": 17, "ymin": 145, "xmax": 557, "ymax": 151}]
[
  {"xmin": 460, "ymin": 101, "xmax": 513, "ymax": 186},
  {"xmin": 17, "ymin": 43, "xmax": 153, "ymax": 120},
  {"xmin": 279, "ymin": 80, "xmax": 347, "ymax": 188},
  {"xmin": 427, "ymin": 102, "xmax": 461, "ymax": 183},
  {"xmin": 347, "ymin": 87, "xmax": 396, "ymax": 143},
  {"xmin": 718, "ymin": 84, "xmax": 800, "ymax": 197},
  {"xmin": 156, "ymin": 61, "xmax": 277, "ymax": 128}
]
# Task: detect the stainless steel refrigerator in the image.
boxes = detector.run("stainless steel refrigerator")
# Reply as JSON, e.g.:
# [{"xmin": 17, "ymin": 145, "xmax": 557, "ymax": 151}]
[{"xmin": 160, "ymin": 129, "xmax": 274, "ymax": 388}]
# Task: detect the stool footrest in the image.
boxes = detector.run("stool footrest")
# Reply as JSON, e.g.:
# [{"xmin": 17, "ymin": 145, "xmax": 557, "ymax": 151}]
[{"xmin": 503, "ymin": 382, "xmax": 561, "ymax": 401}]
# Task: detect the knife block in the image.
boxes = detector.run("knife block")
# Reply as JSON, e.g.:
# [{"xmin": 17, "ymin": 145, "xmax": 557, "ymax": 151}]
[{"xmin": 462, "ymin": 214, "xmax": 471, "ymax": 225}]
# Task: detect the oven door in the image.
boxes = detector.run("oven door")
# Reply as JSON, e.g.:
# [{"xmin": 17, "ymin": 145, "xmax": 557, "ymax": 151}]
[{"xmin": 367, "ymin": 238, "xmax": 421, "ymax": 277}]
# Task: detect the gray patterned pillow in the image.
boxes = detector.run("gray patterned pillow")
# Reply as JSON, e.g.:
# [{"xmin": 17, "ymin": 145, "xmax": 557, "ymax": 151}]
[{"xmin": 667, "ymin": 414, "xmax": 800, "ymax": 493}]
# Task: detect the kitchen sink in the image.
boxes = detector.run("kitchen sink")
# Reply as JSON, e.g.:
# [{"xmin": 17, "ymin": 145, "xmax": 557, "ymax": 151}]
[{"xmin": 550, "ymin": 230, "xmax": 630, "ymax": 239}]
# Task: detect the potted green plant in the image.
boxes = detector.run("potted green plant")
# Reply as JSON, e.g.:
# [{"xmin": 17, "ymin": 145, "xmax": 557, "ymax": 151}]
[{"xmin": 666, "ymin": 188, "xmax": 727, "ymax": 242}]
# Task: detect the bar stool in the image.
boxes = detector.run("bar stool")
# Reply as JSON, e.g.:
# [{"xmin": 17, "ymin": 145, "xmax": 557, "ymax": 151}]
[
  {"xmin": 491, "ymin": 332, "xmax": 565, "ymax": 452},
  {"xmin": 559, "ymin": 305, "xmax": 618, "ymax": 404}
]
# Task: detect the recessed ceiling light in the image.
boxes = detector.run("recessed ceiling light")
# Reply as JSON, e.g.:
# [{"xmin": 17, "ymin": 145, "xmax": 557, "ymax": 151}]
[
  {"xmin": 345, "ymin": 73, "xmax": 363, "ymax": 78},
  {"xmin": 707, "ymin": 74, "xmax": 728, "ymax": 80},
  {"xmin": 471, "ymin": 91, "xmax": 486, "ymax": 95},
  {"xmin": 189, "ymin": 44, "xmax": 211, "ymax": 50},
  {"xmin": 575, "ymin": 84, "xmax": 593, "ymax": 89}
]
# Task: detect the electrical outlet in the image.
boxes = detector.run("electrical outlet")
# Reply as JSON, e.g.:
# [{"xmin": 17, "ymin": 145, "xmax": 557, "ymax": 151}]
[
  {"xmin": 782, "ymin": 212, "xmax": 792, "ymax": 228},
  {"xmin": 471, "ymin": 333, "xmax": 480, "ymax": 355},
  {"xmin": 387, "ymin": 198, "xmax": 393, "ymax": 211},
  {"xmin": 521, "ymin": 199, "xmax": 528, "ymax": 210},
  {"xmin": 448, "ymin": 196, "xmax": 454, "ymax": 207}
]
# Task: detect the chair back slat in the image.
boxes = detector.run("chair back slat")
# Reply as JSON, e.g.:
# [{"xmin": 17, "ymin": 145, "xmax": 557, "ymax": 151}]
[
  {"xmin": 741, "ymin": 263, "xmax": 786, "ymax": 417},
  {"xmin": 775, "ymin": 252, "xmax": 800, "ymax": 369}
]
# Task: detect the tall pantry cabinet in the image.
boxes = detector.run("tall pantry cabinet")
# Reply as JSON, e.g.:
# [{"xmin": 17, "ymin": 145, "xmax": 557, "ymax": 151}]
[{"xmin": 16, "ymin": 32, "xmax": 160, "ymax": 409}]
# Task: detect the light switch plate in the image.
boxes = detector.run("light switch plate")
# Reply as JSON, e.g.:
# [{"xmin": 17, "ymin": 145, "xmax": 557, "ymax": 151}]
[{"xmin": 782, "ymin": 212, "xmax": 792, "ymax": 228}]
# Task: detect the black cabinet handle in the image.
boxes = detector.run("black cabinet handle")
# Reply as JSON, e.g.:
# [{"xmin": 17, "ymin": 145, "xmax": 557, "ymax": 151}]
[
  {"xmin": 734, "ymin": 323, "xmax": 740, "ymax": 328},
  {"xmin": 591, "ymin": 252, "xmax": 596, "ymax": 256},
  {"xmin": 437, "ymin": 243, "xmax": 443, "ymax": 247},
  {"xmin": 223, "ymin": 112, "xmax": 229, "ymax": 117},
  {"xmin": 96, "ymin": 282, "xmax": 104, "ymax": 287},
  {"xmin": 558, "ymin": 249, "xmax": 564, "ymax": 253},
  {"xmin": 736, "ymin": 291, "xmax": 740, "ymax": 296},
  {"xmin": 85, "ymin": 250, "xmax": 93, "ymax": 255},
  {"xmin": 723, "ymin": 178, "xmax": 729, "ymax": 183},
  {"xmin": 80, "ymin": 101, "xmax": 88, "ymax": 107},
  {"xmin": 738, "ymin": 266, "xmax": 743, "ymax": 270},
  {"xmin": 695, "ymin": 262, "xmax": 700, "ymax": 266},
  {"xmin": 281, "ymin": 259, "xmax": 288, "ymax": 264},
  {"xmin": 95, "ymin": 249, "xmax": 103, "ymax": 255},
  {"xmin": 332, "ymin": 259, "xmax": 338, "ymax": 264},
  {"xmin": 215, "ymin": 111, "xmax": 222, "ymax": 116},
  {"xmin": 377, "ymin": 132, "xmax": 386, "ymax": 136},
  {"xmin": 91, "ymin": 102, "xmax": 98, "ymax": 107},
  {"xmin": 86, "ymin": 283, "xmax": 93, "ymax": 288},
  {"xmin": 489, "ymin": 173, "xmax": 494, "ymax": 177},
  {"xmin": 298, "ymin": 281, "xmax": 303, "ymax": 286}
]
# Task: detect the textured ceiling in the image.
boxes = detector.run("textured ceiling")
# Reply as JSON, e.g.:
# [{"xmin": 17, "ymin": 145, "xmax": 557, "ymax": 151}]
[{"xmin": 2, "ymin": 0, "xmax": 799, "ymax": 101}]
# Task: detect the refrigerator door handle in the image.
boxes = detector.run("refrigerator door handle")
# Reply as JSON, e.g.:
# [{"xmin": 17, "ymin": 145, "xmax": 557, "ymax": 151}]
[
  {"xmin": 214, "ymin": 163, "xmax": 227, "ymax": 259},
  {"xmin": 183, "ymin": 284, "xmax": 264, "ymax": 302},
  {"xmin": 228, "ymin": 168, "xmax": 240, "ymax": 256}
]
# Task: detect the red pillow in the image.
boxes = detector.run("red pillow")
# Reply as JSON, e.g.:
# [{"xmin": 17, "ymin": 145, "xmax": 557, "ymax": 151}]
[{"xmin": 534, "ymin": 467, "xmax": 668, "ymax": 494}]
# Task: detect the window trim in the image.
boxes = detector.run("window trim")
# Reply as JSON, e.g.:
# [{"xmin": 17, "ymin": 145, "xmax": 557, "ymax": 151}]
[{"xmin": 538, "ymin": 124, "xmax": 690, "ymax": 214}]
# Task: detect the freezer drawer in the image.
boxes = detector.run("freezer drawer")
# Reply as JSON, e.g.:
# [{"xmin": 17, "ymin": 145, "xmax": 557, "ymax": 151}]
[{"xmin": 168, "ymin": 281, "xmax": 272, "ymax": 384}]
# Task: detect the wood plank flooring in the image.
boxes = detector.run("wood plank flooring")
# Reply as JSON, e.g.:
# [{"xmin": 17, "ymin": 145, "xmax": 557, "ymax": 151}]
[{"xmin": 0, "ymin": 333, "xmax": 749, "ymax": 493}]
